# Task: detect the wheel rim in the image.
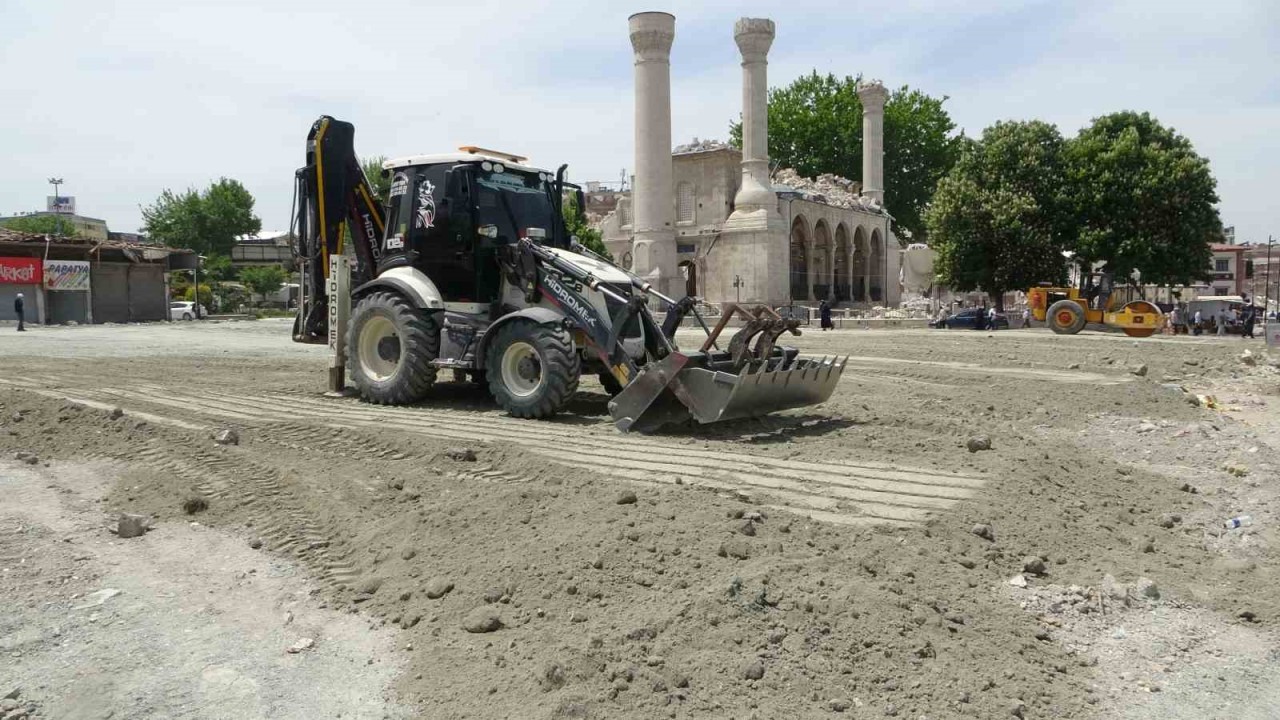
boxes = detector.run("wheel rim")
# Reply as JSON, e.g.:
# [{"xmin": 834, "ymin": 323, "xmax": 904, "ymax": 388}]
[
  {"xmin": 1055, "ymin": 310, "xmax": 1075, "ymax": 327},
  {"xmin": 501, "ymin": 341, "xmax": 543, "ymax": 398},
  {"xmin": 358, "ymin": 315, "xmax": 401, "ymax": 382}
]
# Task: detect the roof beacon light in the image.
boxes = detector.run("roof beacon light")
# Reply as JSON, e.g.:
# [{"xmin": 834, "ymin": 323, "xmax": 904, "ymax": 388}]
[{"xmin": 459, "ymin": 146, "xmax": 528, "ymax": 164}]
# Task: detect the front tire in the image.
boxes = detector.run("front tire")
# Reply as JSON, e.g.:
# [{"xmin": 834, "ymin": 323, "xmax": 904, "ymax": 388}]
[
  {"xmin": 347, "ymin": 291, "xmax": 439, "ymax": 405},
  {"xmin": 1047, "ymin": 300, "xmax": 1087, "ymax": 335},
  {"xmin": 485, "ymin": 321, "xmax": 580, "ymax": 419}
]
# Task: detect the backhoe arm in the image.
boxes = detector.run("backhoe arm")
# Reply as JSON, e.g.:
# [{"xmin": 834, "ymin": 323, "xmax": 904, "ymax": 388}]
[{"xmin": 293, "ymin": 116, "xmax": 386, "ymax": 343}]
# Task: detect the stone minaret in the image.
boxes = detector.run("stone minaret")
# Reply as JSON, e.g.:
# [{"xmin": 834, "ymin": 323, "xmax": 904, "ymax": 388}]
[
  {"xmin": 716, "ymin": 17, "xmax": 788, "ymax": 305},
  {"xmin": 628, "ymin": 12, "xmax": 677, "ymax": 295},
  {"xmin": 857, "ymin": 80, "xmax": 889, "ymax": 204},
  {"xmin": 730, "ymin": 18, "xmax": 776, "ymax": 213}
]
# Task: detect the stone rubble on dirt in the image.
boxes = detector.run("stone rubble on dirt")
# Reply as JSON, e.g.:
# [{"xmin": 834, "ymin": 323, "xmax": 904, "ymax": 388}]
[
  {"xmin": 424, "ymin": 578, "xmax": 454, "ymax": 599},
  {"xmin": 971, "ymin": 523, "xmax": 995, "ymax": 542},
  {"xmin": 286, "ymin": 637, "xmax": 315, "ymax": 653},
  {"xmin": 13, "ymin": 451, "xmax": 38, "ymax": 465},
  {"xmin": 966, "ymin": 436, "xmax": 993, "ymax": 453},
  {"xmin": 213, "ymin": 428, "xmax": 239, "ymax": 446},
  {"xmin": 109, "ymin": 407, "xmax": 124, "ymax": 420},
  {"xmin": 1130, "ymin": 364, "xmax": 1149, "ymax": 377},
  {"xmin": 615, "ymin": 489, "xmax": 638, "ymax": 505},
  {"xmin": 463, "ymin": 606, "xmax": 503, "ymax": 633},
  {"xmin": 116, "ymin": 513, "xmax": 150, "ymax": 539},
  {"xmin": 444, "ymin": 447, "xmax": 477, "ymax": 461}
]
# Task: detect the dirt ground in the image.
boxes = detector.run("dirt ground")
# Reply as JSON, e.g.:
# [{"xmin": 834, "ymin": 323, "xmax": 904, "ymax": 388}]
[{"xmin": 2, "ymin": 319, "xmax": 1278, "ymax": 719}]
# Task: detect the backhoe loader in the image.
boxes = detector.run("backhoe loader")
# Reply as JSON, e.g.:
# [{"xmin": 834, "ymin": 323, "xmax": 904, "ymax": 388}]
[{"xmin": 291, "ymin": 116, "xmax": 844, "ymax": 432}]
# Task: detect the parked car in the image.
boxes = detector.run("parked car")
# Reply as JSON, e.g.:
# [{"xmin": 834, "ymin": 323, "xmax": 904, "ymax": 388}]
[
  {"xmin": 932, "ymin": 308, "xmax": 1009, "ymax": 330},
  {"xmin": 169, "ymin": 301, "xmax": 208, "ymax": 321}
]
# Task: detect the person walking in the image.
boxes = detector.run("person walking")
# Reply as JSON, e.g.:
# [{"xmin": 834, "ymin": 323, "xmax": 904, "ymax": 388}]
[
  {"xmin": 1242, "ymin": 305, "xmax": 1256, "ymax": 339},
  {"xmin": 1216, "ymin": 309, "xmax": 1227, "ymax": 337},
  {"xmin": 988, "ymin": 306, "xmax": 999, "ymax": 330},
  {"xmin": 1022, "ymin": 307, "xmax": 1032, "ymax": 328},
  {"xmin": 819, "ymin": 298, "xmax": 833, "ymax": 331},
  {"xmin": 13, "ymin": 292, "xmax": 25, "ymax": 332},
  {"xmin": 1193, "ymin": 308, "xmax": 1203, "ymax": 335}
]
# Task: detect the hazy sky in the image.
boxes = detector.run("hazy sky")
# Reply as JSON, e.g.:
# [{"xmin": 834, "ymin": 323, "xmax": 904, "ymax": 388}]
[{"xmin": 2, "ymin": 0, "xmax": 1276, "ymax": 245}]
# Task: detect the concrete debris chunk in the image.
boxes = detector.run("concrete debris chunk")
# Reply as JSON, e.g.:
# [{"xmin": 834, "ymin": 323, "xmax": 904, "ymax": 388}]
[
  {"xmin": 116, "ymin": 513, "xmax": 150, "ymax": 539},
  {"xmin": 966, "ymin": 436, "xmax": 992, "ymax": 453},
  {"xmin": 615, "ymin": 490, "xmax": 638, "ymax": 505},
  {"xmin": 424, "ymin": 578, "xmax": 454, "ymax": 599},
  {"xmin": 971, "ymin": 524, "xmax": 995, "ymax": 541},
  {"xmin": 213, "ymin": 428, "xmax": 240, "ymax": 445},
  {"xmin": 1240, "ymin": 349, "xmax": 1256, "ymax": 366},
  {"xmin": 1130, "ymin": 364, "xmax": 1148, "ymax": 377},
  {"xmin": 286, "ymin": 637, "xmax": 315, "ymax": 653},
  {"xmin": 463, "ymin": 606, "xmax": 503, "ymax": 633},
  {"xmin": 445, "ymin": 447, "xmax": 477, "ymax": 462}
]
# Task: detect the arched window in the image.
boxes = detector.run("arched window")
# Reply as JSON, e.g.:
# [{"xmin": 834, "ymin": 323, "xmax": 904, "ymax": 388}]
[{"xmin": 676, "ymin": 182, "xmax": 695, "ymax": 223}]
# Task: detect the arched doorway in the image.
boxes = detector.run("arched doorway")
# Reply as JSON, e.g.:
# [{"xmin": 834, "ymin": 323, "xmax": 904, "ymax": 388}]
[
  {"xmin": 790, "ymin": 216, "xmax": 810, "ymax": 301},
  {"xmin": 869, "ymin": 228, "xmax": 884, "ymax": 303},
  {"xmin": 852, "ymin": 226, "xmax": 869, "ymax": 302},
  {"xmin": 812, "ymin": 220, "xmax": 832, "ymax": 301},
  {"xmin": 678, "ymin": 260, "xmax": 697, "ymax": 298},
  {"xmin": 834, "ymin": 224, "xmax": 850, "ymax": 301}
]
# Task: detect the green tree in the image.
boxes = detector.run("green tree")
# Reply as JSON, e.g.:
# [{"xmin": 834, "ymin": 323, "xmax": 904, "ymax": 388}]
[
  {"xmin": 361, "ymin": 155, "xmax": 391, "ymax": 203},
  {"xmin": 563, "ymin": 194, "xmax": 611, "ymax": 260},
  {"xmin": 1, "ymin": 214, "xmax": 81, "ymax": 237},
  {"xmin": 730, "ymin": 72, "xmax": 961, "ymax": 242},
  {"xmin": 182, "ymin": 283, "xmax": 213, "ymax": 308},
  {"xmin": 201, "ymin": 254, "xmax": 235, "ymax": 282},
  {"xmin": 927, "ymin": 121, "xmax": 1075, "ymax": 310},
  {"xmin": 1066, "ymin": 111, "xmax": 1220, "ymax": 286},
  {"xmin": 142, "ymin": 178, "xmax": 261, "ymax": 256},
  {"xmin": 239, "ymin": 265, "xmax": 288, "ymax": 300}
]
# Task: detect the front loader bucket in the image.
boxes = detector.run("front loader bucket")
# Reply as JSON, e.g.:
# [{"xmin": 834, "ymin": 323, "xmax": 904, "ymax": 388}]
[{"xmin": 608, "ymin": 352, "xmax": 846, "ymax": 433}]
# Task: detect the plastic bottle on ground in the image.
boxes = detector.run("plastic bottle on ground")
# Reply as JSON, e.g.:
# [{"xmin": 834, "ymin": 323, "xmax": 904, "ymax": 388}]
[{"xmin": 1223, "ymin": 515, "xmax": 1253, "ymax": 529}]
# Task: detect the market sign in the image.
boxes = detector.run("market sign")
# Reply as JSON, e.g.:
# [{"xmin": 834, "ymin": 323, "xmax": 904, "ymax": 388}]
[
  {"xmin": 0, "ymin": 257, "xmax": 42, "ymax": 285},
  {"xmin": 44, "ymin": 260, "xmax": 91, "ymax": 291}
]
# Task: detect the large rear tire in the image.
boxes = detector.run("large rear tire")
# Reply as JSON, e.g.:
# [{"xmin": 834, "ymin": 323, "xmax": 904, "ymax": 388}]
[
  {"xmin": 1047, "ymin": 300, "xmax": 1087, "ymax": 335},
  {"xmin": 485, "ymin": 320, "xmax": 580, "ymax": 419},
  {"xmin": 347, "ymin": 291, "xmax": 439, "ymax": 405}
]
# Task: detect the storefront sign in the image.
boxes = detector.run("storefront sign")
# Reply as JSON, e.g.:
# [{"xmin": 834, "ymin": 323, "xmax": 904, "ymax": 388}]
[
  {"xmin": 0, "ymin": 257, "xmax": 42, "ymax": 285},
  {"xmin": 43, "ymin": 260, "xmax": 91, "ymax": 291}
]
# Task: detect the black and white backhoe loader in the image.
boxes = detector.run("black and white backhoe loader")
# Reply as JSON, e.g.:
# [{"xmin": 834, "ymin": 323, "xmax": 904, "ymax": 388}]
[{"xmin": 291, "ymin": 115, "xmax": 845, "ymax": 432}]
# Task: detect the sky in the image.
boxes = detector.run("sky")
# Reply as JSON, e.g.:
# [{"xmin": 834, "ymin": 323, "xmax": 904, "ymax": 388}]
[{"xmin": 1, "ymin": 0, "xmax": 1277, "ymax": 245}]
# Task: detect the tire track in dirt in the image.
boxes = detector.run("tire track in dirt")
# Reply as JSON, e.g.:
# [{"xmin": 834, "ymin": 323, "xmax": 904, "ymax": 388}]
[{"xmin": 24, "ymin": 377, "xmax": 985, "ymax": 527}]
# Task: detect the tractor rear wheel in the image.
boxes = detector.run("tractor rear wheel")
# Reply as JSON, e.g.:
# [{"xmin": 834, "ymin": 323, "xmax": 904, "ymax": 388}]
[
  {"xmin": 1047, "ymin": 300, "xmax": 1087, "ymax": 335},
  {"xmin": 486, "ymin": 320, "xmax": 580, "ymax": 418},
  {"xmin": 347, "ymin": 291, "xmax": 439, "ymax": 405}
]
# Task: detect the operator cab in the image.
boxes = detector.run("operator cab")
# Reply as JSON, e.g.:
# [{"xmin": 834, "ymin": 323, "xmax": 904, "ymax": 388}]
[{"xmin": 378, "ymin": 149, "xmax": 571, "ymax": 309}]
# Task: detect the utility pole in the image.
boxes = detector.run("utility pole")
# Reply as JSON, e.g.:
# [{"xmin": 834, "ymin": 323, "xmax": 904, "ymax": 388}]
[{"xmin": 47, "ymin": 177, "xmax": 63, "ymax": 236}]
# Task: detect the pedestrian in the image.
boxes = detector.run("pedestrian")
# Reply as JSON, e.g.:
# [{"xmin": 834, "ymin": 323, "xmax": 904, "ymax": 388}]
[
  {"xmin": 1216, "ymin": 309, "xmax": 1227, "ymax": 337},
  {"xmin": 988, "ymin": 306, "xmax": 998, "ymax": 330},
  {"xmin": 819, "ymin": 298, "xmax": 833, "ymax": 331},
  {"xmin": 1193, "ymin": 309, "xmax": 1203, "ymax": 335},
  {"xmin": 1169, "ymin": 305, "xmax": 1181, "ymax": 335},
  {"xmin": 13, "ymin": 292, "xmax": 24, "ymax": 332},
  {"xmin": 1242, "ymin": 305, "xmax": 1256, "ymax": 339},
  {"xmin": 1022, "ymin": 307, "xmax": 1032, "ymax": 328}
]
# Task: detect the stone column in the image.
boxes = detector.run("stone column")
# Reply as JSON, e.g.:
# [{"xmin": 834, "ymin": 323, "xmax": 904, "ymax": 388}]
[
  {"xmin": 857, "ymin": 80, "xmax": 889, "ymax": 204},
  {"xmin": 629, "ymin": 12, "xmax": 678, "ymax": 295},
  {"xmin": 731, "ymin": 18, "xmax": 775, "ymax": 213},
  {"xmin": 713, "ymin": 17, "xmax": 789, "ymax": 306},
  {"xmin": 806, "ymin": 239, "xmax": 816, "ymax": 302}
]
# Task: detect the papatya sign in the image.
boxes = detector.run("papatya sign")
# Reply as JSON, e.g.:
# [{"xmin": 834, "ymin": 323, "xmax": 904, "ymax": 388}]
[{"xmin": 0, "ymin": 257, "xmax": 42, "ymax": 285}]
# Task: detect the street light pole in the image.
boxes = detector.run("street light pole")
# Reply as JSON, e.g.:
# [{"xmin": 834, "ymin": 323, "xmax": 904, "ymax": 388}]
[{"xmin": 47, "ymin": 177, "xmax": 63, "ymax": 236}]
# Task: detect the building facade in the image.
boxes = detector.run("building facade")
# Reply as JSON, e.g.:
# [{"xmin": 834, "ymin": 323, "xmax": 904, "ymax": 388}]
[{"xmin": 0, "ymin": 227, "xmax": 190, "ymax": 325}]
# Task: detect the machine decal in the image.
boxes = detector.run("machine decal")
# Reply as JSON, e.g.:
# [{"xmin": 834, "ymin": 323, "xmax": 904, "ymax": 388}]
[
  {"xmin": 386, "ymin": 234, "xmax": 404, "ymax": 250},
  {"xmin": 542, "ymin": 273, "xmax": 599, "ymax": 332},
  {"xmin": 389, "ymin": 172, "xmax": 408, "ymax": 197},
  {"xmin": 415, "ymin": 180, "xmax": 436, "ymax": 229}
]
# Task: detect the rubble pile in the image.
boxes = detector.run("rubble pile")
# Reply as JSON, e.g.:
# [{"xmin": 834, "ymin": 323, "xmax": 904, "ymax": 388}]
[
  {"xmin": 673, "ymin": 137, "xmax": 730, "ymax": 154},
  {"xmin": 773, "ymin": 168, "xmax": 883, "ymax": 213}
]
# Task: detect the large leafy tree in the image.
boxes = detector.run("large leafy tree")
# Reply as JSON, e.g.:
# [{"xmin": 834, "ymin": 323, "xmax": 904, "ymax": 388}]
[
  {"xmin": 361, "ymin": 155, "xmax": 391, "ymax": 203},
  {"xmin": 927, "ymin": 121, "xmax": 1075, "ymax": 310},
  {"xmin": 1066, "ymin": 112, "xmax": 1220, "ymax": 286},
  {"xmin": 730, "ymin": 71, "xmax": 961, "ymax": 242},
  {"xmin": 141, "ymin": 178, "xmax": 261, "ymax": 256},
  {"xmin": 1, "ymin": 214, "xmax": 81, "ymax": 237},
  {"xmin": 240, "ymin": 265, "xmax": 289, "ymax": 300},
  {"xmin": 563, "ymin": 194, "xmax": 611, "ymax": 260}
]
